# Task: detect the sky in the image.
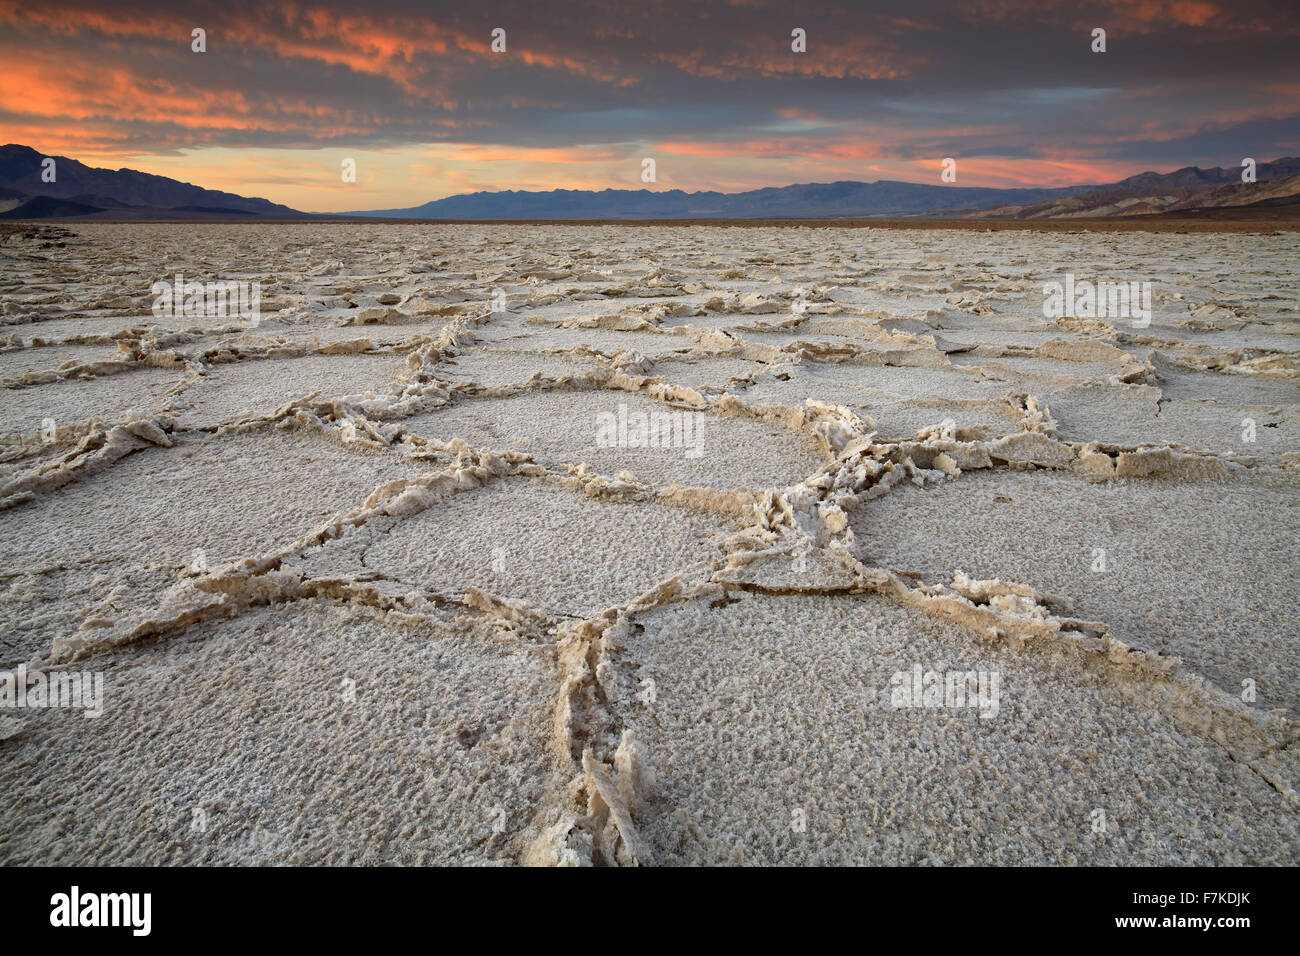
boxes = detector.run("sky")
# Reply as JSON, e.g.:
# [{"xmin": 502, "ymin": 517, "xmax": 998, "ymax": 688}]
[{"xmin": 2, "ymin": 0, "xmax": 1298, "ymax": 212}]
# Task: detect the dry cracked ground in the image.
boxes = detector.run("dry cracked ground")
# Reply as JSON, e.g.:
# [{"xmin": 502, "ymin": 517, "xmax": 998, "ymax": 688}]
[{"xmin": 1, "ymin": 222, "xmax": 1297, "ymax": 866}]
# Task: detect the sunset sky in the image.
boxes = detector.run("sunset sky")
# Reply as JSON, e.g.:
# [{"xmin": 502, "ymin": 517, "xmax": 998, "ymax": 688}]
[{"xmin": 2, "ymin": 0, "xmax": 1297, "ymax": 212}]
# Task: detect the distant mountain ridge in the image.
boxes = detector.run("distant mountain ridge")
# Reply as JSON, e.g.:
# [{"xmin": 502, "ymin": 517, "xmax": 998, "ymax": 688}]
[
  {"xmin": 974, "ymin": 158, "xmax": 1300, "ymax": 220},
  {"xmin": 0, "ymin": 144, "xmax": 306, "ymax": 219},
  {"xmin": 1, "ymin": 143, "xmax": 1296, "ymax": 222},
  {"xmin": 343, "ymin": 180, "xmax": 1101, "ymax": 220},
  {"xmin": 342, "ymin": 157, "xmax": 1300, "ymax": 220}
]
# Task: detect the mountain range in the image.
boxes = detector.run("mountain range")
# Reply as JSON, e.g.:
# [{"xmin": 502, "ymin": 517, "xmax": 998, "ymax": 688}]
[
  {"xmin": 975, "ymin": 159, "xmax": 1300, "ymax": 220},
  {"xmin": 343, "ymin": 180, "xmax": 1101, "ymax": 219},
  {"xmin": 2, "ymin": 143, "xmax": 1297, "ymax": 222},
  {"xmin": 0, "ymin": 144, "xmax": 304, "ymax": 220}
]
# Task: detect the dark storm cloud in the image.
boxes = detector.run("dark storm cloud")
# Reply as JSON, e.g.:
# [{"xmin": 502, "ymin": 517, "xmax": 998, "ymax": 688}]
[{"xmin": 1, "ymin": 0, "xmax": 1297, "ymax": 182}]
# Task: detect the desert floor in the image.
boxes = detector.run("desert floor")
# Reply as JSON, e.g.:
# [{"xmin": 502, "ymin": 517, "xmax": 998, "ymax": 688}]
[{"xmin": 1, "ymin": 222, "xmax": 1297, "ymax": 865}]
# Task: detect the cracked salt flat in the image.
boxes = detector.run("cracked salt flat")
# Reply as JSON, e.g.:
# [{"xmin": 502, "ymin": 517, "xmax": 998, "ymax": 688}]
[
  {"xmin": 0, "ymin": 601, "xmax": 564, "ymax": 866},
  {"xmin": 0, "ymin": 222, "xmax": 1297, "ymax": 865},
  {"xmin": 616, "ymin": 591, "xmax": 1298, "ymax": 865},
  {"xmin": 0, "ymin": 429, "xmax": 429, "ymax": 666},
  {"xmin": 852, "ymin": 469, "xmax": 1300, "ymax": 710},
  {"xmin": 293, "ymin": 477, "xmax": 735, "ymax": 621},
  {"xmin": 401, "ymin": 390, "xmax": 827, "ymax": 488}
]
